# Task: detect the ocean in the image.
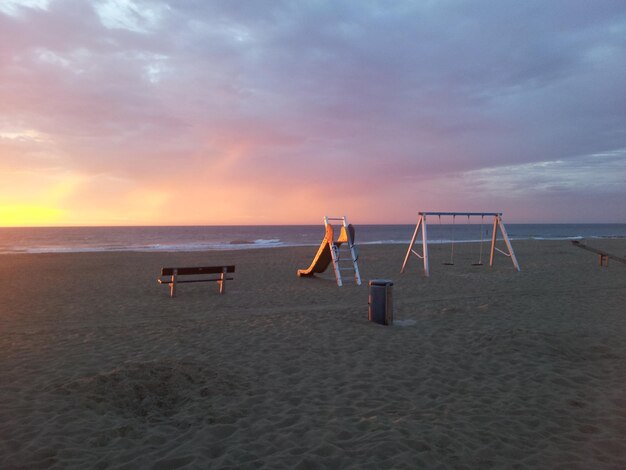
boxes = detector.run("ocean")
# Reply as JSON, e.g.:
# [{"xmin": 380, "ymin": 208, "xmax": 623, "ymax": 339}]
[{"xmin": 0, "ymin": 223, "xmax": 625, "ymax": 254}]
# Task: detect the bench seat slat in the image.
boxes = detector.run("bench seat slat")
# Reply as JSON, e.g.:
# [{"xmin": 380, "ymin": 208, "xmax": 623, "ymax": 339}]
[
  {"xmin": 158, "ymin": 277, "xmax": 234, "ymax": 284},
  {"xmin": 161, "ymin": 265, "xmax": 235, "ymax": 276}
]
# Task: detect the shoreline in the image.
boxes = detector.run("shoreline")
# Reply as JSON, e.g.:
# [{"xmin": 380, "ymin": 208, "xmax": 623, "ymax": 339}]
[
  {"xmin": 2, "ymin": 223, "xmax": 626, "ymax": 256},
  {"xmin": 3, "ymin": 234, "xmax": 626, "ymax": 256}
]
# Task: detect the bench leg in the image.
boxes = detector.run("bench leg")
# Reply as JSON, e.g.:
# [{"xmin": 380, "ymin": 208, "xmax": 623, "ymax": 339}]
[
  {"xmin": 219, "ymin": 268, "xmax": 227, "ymax": 294},
  {"xmin": 170, "ymin": 272, "xmax": 177, "ymax": 297}
]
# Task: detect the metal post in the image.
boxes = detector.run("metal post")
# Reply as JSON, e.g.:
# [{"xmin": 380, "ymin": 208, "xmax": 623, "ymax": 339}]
[
  {"xmin": 489, "ymin": 215, "xmax": 498, "ymax": 267},
  {"xmin": 401, "ymin": 214, "xmax": 423, "ymax": 274},
  {"xmin": 497, "ymin": 216, "xmax": 520, "ymax": 271},
  {"xmin": 422, "ymin": 214, "xmax": 429, "ymax": 277}
]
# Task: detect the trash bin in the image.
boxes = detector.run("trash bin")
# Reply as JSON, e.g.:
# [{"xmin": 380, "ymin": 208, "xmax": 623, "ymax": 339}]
[{"xmin": 368, "ymin": 279, "xmax": 393, "ymax": 325}]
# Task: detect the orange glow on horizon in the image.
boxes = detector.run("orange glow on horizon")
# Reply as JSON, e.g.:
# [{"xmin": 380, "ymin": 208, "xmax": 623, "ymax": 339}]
[{"xmin": 0, "ymin": 204, "xmax": 64, "ymax": 227}]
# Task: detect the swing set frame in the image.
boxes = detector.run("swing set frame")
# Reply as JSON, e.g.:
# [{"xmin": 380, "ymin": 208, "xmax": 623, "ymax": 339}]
[{"xmin": 400, "ymin": 212, "xmax": 520, "ymax": 277}]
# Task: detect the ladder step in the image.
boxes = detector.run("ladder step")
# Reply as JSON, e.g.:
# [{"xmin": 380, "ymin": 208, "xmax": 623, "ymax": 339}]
[{"xmin": 338, "ymin": 267, "xmax": 355, "ymax": 271}]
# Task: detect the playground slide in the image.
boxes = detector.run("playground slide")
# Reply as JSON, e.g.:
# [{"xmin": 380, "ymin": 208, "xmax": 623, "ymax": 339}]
[{"xmin": 297, "ymin": 224, "xmax": 355, "ymax": 277}]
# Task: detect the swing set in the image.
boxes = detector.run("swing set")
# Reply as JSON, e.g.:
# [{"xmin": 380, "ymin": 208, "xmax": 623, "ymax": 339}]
[{"xmin": 401, "ymin": 212, "xmax": 520, "ymax": 277}]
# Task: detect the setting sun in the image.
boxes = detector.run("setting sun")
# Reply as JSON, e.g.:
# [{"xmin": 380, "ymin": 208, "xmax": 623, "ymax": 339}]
[{"xmin": 0, "ymin": 204, "xmax": 63, "ymax": 227}]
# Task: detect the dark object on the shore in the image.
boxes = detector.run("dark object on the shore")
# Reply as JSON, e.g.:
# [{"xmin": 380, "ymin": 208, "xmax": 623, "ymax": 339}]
[
  {"xmin": 570, "ymin": 240, "xmax": 626, "ymax": 267},
  {"xmin": 157, "ymin": 265, "xmax": 235, "ymax": 297},
  {"xmin": 369, "ymin": 279, "xmax": 393, "ymax": 326}
]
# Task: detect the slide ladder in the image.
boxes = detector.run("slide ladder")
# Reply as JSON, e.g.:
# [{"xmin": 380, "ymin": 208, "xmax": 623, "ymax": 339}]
[{"xmin": 325, "ymin": 216, "xmax": 361, "ymax": 287}]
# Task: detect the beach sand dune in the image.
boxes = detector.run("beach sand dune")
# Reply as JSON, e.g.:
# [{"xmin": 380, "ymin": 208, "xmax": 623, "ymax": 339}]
[{"xmin": 1, "ymin": 240, "xmax": 625, "ymax": 468}]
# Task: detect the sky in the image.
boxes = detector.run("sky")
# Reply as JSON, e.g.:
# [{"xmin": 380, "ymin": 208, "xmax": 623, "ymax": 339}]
[{"xmin": 0, "ymin": 0, "xmax": 625, "ymax": 226}]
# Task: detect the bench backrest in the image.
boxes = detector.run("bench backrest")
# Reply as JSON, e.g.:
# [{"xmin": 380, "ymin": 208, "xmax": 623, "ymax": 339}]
[{"xmin": 161, "ymin": 265, "xmax": 236, "ymax": 276}]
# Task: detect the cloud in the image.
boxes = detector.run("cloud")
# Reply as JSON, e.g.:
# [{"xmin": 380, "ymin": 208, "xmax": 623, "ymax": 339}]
[
  {"xmin": 0, "ymin": 0, "xmax": 52, "ymax": 17},
  {"xmin": 94, "ymin": 0, "xmax": 170, "ymax": 33},
  {"xmin": 0, "ymin": 0, "xmax": 625, "ymax": 224}
]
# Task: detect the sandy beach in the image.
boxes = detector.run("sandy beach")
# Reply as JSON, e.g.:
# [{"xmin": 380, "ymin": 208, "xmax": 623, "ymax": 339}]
[{"xmin": 1, "ymin": 239, "xmax": 625, "ymax": 469}]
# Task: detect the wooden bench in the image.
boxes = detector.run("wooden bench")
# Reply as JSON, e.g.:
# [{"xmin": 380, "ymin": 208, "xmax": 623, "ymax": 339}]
[
  {"xmin": 571, "ymin": 241, "xmax": 626, "ymax": 267},
  {"xmin": 157, "ymin": 265, "xmax": 235, "ymax": 297}
]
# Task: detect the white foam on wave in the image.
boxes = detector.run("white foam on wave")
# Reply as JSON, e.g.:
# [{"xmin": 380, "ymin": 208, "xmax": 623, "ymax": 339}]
[
  {"xmin": 140, "ymin": 243, "xmax": 217, "ymax": 251},
  {"xmin": 5, "ymin": 239, "xmax": 293, "ymax": 254},
  {"xmin": 361, "ymin": 240, "xmax": 408, "ymax": 245},
  {"xmin": 253, "ymin": 239, "xmax": 282, "ymax": 245},
  {"xmin": 589, "ymin": 235, "xmax": 626, "ymax": 239},
  {"xmin": 531, "ymin": 235, "xmax": 584, "ymax": 241}
]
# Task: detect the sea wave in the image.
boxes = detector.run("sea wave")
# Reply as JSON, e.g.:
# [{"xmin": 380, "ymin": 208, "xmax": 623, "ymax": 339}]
[
  {"xmin": 529, "ymin": 235, "xmax": 584, "ymax": 241},
  {"xmin": 253, "ymin": 238, "xmax": 283, "ymax": 245},
  {"xmin": 2, "ymin": 239, "xmax": 288, "ymax": 254},
  {"xmin": 361, "ymin": 239, "xmax": 408, "ymax": 245},
  {"xmin": 229, "ymin": 239, "xmax": 254, "ymax": 245},
  {"xmin": 1, "ymin": 230, "xmax": 624, "ymax": 254}
]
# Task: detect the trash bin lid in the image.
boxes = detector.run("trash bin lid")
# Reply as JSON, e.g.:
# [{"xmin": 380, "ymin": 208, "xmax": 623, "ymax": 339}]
[{"xmin": 369, "ymin": 279, "xmax": 393, "ymax": 286}]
